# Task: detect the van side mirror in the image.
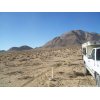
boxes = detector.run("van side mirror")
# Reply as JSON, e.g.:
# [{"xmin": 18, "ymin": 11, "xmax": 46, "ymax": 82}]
[{"xmin": 88, "ymin": 55, "xmax": 92, "ymax": 59}]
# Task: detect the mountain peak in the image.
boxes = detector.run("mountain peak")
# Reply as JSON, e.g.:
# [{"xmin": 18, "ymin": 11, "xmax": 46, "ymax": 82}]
[
  {"xmin": 71, "ymin": 29, "xmax": 85, "ymax": 32},
  {"xmin": 43, "ymin": 30, "xmax": 100, "ymax": 48}
]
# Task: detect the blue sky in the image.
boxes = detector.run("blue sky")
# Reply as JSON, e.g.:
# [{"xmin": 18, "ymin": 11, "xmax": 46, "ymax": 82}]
[{"xmin": 0, "ymin": 12, "xmax": 100, "ymax": 50}]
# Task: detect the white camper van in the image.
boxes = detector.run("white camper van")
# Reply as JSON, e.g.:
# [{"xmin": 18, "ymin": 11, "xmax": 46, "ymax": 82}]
[{"xmin": 82, "ymin": 41, "xmax": 100, "ymax": 86}]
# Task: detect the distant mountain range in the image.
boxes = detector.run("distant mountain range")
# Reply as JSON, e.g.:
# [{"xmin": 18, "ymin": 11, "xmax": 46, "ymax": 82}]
[
  {"xmin": 8, "ymin": 45, "xmax": 33, "ymax": 51},
  {"xmin": 43, "ymin": 30, "xmax": 100, "ymax": 48},
  {"xmin": 0, "ymin": 50, "xmax": 6, "ymax": 53},
  {"xmin": 1, "ymin": 30, "xmax": 100, "ymax": 51}
]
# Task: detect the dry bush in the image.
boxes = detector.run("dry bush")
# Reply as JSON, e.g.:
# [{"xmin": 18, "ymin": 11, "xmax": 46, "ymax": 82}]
[
  {"xmin": 32, "ymin": 62, "xmax": 42, "ymax": 66},
  {"xmin": 19, "ymin": 58, "xmax": 28, "ymax": 62},
  {"xmin": 18, "ymin": 76, "xmax": 32, "ymax": 80},
  {"xmin": 53, "ymin": 63, "xmax": 62, "ymax": 67}
]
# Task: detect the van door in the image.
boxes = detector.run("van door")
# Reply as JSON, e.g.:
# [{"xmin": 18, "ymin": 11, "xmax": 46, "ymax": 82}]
[
  {"xmin": 94, "ymin": 49, "xmax": 100, "ymax": 74},
  {"xmin": 88, "ymin": 49, "xmax": 95, "ymax": 69}
]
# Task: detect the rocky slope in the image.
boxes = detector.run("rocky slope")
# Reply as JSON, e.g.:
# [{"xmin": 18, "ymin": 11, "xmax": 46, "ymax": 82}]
[{"xmin": 43, "ymin": 30, "xmax": 100, "ymax": 48}]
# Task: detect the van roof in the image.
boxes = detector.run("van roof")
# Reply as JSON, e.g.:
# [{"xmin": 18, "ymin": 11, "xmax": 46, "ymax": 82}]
[{"xmin": 82, "ymin": 41, "xmax": 100, "ymax": 47}]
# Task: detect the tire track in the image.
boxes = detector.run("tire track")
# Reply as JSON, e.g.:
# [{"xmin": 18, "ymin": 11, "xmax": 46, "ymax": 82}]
[
  {"xmin": 21, "ymin": 66, "xmax": 59, "ymax": 87},
  {"xmin": 21, "ymin": 68, "xmax": 51, "ymax": 87}
]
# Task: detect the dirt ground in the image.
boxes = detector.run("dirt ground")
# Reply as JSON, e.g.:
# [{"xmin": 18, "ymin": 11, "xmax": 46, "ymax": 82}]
[{"xmin": 0, "ymin": 47, "xmax": 96, "ymax": 87}]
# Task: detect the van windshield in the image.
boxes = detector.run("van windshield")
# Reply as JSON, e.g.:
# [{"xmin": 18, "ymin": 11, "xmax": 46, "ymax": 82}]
[{"xmin": 96, "ymin": 49, "xmax": 100, "ymax": 60}]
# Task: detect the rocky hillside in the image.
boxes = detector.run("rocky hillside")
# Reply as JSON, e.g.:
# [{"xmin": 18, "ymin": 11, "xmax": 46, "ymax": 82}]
[
  {"xmin": 43, "ymin": 30, "xmax": 100, "ymax": 48},
  {"xmin": 8, "ymin": 45, "xmax": 33, "ymax": 51}
]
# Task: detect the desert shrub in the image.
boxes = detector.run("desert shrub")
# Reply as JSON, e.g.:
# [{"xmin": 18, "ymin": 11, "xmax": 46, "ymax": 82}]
[
  {"xmin": 32, "ymin": 62, "xmax": 42, "ymax": 66},
  {"xmin": 18, "ymin": 76, "xmax": 32, "ymax": 80},
  {"xmin": 53, "ymin": 63, "xmax": 62, "ymax": 67},
  {"xmin": 19, "ymin": 58, "xmax": 28, "ymax": 61},
  {"xmin": 6, "ymin": 71, "xmax": 23, "ymax": 75}
]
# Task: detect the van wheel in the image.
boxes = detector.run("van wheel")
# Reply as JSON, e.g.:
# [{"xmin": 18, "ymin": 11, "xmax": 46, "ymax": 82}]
[
  {"xmin": 96, "ymin": 73, "xmax": 100, "ymax": 87},
  {"xmin": 84, "ymin": 66, "xmax": 89, "ymax": 75}
]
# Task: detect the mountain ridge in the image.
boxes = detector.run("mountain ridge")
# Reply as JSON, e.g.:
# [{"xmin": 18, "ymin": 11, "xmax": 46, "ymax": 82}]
[
  {"xmin": 43, "ymin": 30, "xmax": 100, "ymax": 48},
  {"xmin": 8, "ymin": 45, "xmax": 33, "ymax": 51}
]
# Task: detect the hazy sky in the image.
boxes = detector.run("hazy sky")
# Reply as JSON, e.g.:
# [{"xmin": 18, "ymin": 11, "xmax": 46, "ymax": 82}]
[{"xmin": 0, "ymin": 12, "xmax": 100, "ymax": 50}]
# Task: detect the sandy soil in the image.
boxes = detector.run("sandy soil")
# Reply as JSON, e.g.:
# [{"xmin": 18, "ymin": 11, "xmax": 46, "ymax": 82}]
[{"xmin": 0, "ymin": 47, "xmax": 96, "ymax": 87}]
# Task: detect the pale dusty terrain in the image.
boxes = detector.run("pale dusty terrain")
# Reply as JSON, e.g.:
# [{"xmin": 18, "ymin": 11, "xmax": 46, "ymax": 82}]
[{"xmin": 0, "ymin": 47, "xmax": 96, "ymax": 87}]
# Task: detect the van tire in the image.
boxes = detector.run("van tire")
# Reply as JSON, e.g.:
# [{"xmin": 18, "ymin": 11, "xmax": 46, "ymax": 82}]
[{"xmin": 96, "ymin": 73, "xmax": 100, "ymax": 87}]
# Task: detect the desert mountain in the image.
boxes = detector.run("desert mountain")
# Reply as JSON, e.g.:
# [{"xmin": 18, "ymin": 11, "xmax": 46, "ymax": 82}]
[
  {"xmin": 0, "ymin": 50, "xmax": 6, "ymax": 53},
  {"xmin": 8, "ymin": 45, "xmax": 33, "ymax": 51},
  {"xmin": 43, "ymin": 30, "xmax": 100, "ymax": 48}
]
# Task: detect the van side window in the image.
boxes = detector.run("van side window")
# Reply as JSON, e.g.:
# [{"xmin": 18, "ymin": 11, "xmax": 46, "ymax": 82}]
[
  {"xmin": 91, "ymin": 49, "xmax": 95, "ymax": 60},
  {"xmin": 96, "ymin": 49, "xmax": 100, "ymax": 60}
]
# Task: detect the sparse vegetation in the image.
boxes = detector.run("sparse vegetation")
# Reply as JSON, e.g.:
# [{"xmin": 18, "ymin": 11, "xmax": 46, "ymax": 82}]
[{"xmin": 0, "ymin": 47, "xmax": 96, "ymax": 87}]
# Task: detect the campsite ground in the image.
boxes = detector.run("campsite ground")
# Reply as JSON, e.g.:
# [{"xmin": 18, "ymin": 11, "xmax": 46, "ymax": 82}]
[{"xmin": 0, "ymin": 47, "xmax": 96, "ymax": 87}]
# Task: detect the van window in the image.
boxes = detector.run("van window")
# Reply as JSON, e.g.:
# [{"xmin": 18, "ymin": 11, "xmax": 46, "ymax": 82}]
[
  {"xmin": 91, "ymin": 49, "xmax": 95, "ymax": 60},
  {"xmin": 96, "ymin": 49, "xmax": 100, "ymax": 60}
]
